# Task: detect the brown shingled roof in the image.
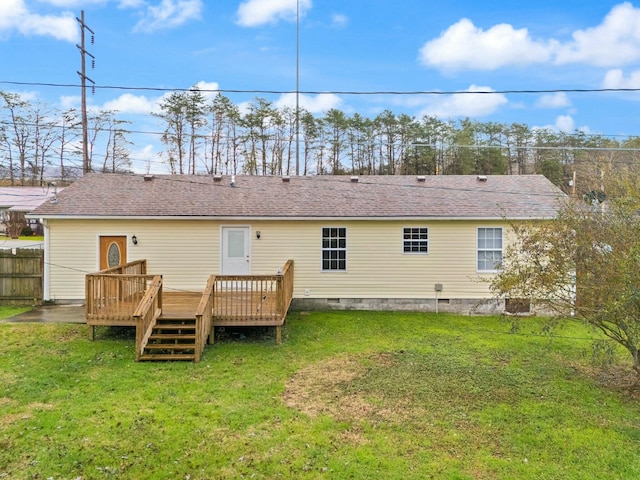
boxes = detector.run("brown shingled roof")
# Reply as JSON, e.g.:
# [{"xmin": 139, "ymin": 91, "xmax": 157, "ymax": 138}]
[{"xmin": 30, "ymin": 173, "xmax": 564, "ymax": 219}]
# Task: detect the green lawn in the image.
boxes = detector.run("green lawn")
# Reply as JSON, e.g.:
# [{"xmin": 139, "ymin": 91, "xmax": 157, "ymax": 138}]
[
  {"xmin": 1, "ymin": 310, "xmax": 639, "ymax": 479},
  {"xmin": 0, "ymin": 235, "xmax": 44, "ymax": 241}
]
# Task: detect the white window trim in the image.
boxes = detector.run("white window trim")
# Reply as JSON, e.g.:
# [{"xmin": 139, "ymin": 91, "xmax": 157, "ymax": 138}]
[
  {"xmin": 402, "ymin": 226, "xmax": 429, "ymax": 255},
  {"xmin": 321, "ymin": 226, "xmax": 347, "ymax": 272},
  {"xmin": 477, "ymin": 227, "xmax": 503, "ymax": 273}
]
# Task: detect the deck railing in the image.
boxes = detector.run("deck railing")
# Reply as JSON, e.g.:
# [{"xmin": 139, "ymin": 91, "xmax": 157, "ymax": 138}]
[
  {"xmin": 86, "ymin": 274, "xmax": 158, "ymax": 324},
  {"xmin": 278, "ymin": 259, "xmax": 294, "ymax": 314},
  {"xmin": 194, "ymin": 275, "xmax": 215, "ymax": 362},
  {"xmin": 133, "ymin": 275, "xmax": 163, "ymax": 361},
  {"xmin": 100, "ymin": 259, "xmax": 147, "ymax": 275},
  {"xmin": 212, "ymin": 260, "xmax": 294, "ymax": 323}
]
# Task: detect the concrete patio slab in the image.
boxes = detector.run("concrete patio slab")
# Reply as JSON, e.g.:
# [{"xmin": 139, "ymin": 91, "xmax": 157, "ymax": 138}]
[{"xmin": 3, "ymin": 304, "xmax": 86, "ymax": 324}]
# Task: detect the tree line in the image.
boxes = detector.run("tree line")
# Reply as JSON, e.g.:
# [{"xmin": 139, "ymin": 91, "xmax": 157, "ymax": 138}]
[
  {"xmin": 2, "ymin": 87, "xmax": 640, "ymax": 192},
  {"xmin": 0, "ymin": 91, "xmax": 131, "ymax": 185}
]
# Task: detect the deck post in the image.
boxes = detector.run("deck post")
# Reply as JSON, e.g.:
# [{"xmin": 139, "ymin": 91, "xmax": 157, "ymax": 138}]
[
  {"xmin": 275, "ymin": 325, "xmax": 281, "ymax": 344},
  {"xmin": 88, "ymin": 325, "xmax": 95, "ymax": 340}
]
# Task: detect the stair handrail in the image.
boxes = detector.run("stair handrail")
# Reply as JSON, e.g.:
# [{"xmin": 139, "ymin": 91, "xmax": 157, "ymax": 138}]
[
  {"xmin": 278, "ymin": 260, "xmax": 294, "ymax": 315},
  {"xmin": 98, "ymin": 259, "xmax": 147, "ymax": 275},
  {"xmin": 133, "ymin": 275, "xmax": 163, "ymax": 361},
  {"xmin": 194, "ymin": 275, "xmax": 215, "ymax": 362}
]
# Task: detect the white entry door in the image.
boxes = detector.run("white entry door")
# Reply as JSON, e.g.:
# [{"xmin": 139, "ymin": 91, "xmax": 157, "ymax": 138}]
[{"xmin": 221, "ymin": 227, "xmax": 251, "ymax": 275}]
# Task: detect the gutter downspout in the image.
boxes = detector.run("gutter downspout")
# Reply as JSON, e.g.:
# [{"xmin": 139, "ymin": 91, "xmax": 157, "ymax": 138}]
[{"xmin": 41, "ymin": 219, "xmax": 50, "ymax": 301}]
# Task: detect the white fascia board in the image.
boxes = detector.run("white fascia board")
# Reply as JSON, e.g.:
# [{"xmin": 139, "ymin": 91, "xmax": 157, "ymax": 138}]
[{"xmin": 28, "ymin": 214, "xmax": 555, "ymax": 221}]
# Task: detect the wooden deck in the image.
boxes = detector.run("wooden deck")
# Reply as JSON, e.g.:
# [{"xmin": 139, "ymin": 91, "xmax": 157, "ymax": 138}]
[
  {"xmin": 84, "ymin": 259, "xmax": 294, "ymax": 361},
  {"xmin": 86, "ymin": 289, "xmax": 287, "ymax": 326},
  {"xmin": 162, "ymin": 291, "xmax": 202, "ymax": 318}
]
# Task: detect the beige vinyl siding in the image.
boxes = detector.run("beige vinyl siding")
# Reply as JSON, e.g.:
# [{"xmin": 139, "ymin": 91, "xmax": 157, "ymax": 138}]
[
  {"xmin": 46, "ymin": 218, "xmax": 505, "ymax": 301},
  {"xmin": 243, "ymin": 219, "xmax": 504, "ymax": 300},
  {"xmin": 47, "ymin": 219, "xmax": 221, "ymax": 300}
]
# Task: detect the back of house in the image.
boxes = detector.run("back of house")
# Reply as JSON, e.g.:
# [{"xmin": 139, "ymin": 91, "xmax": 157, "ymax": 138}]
[{"xmin": 30, "ymin": 173, "xmax": 563, "ymax": 313}]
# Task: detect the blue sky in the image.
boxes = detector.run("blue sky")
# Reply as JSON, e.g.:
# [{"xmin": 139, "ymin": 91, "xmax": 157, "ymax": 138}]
[{"xmin": 2, "ymin": 0, "xmax": 640, "ymax": 172}]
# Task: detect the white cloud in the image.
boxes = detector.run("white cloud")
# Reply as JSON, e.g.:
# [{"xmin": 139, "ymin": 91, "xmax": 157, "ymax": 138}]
[
  {"xmin": 331, "ymin": 13, "xmax": 348, "ymax": 28},
  {"xmin": 554, "ymin": 2, "xmax": 640, "ymax": 67},
  {"xmin": 130, "ymin": 144, "xmax": 158, "ymax": 173},
  {"xmin": 416, "ymin": 85, "xmax": 508, "ymax": 118},
  {"xmin": 117, "ymin": 0, "xmax": 145, "ymax": 8},
  {"xmin": 420, "ymin": 2, "xmax": 640, "ymax": 71},
  {"xmin": 47, "ymin": 0, "xmax": 144, "ymax": 6},
  {"xmin": 554, "ymin": 115, "xmax": 575, "ymax": 132},
  {"xmin": 602, "ymin": 68, "xmax": 640, "ymax": 89},
  {"xmin": 236, "ymin": 0, "xmax": 312, "ymax": 27},
  {"xmin": 38, "ymin": 0, "xmax": 107, "ymax": 7},
  {"xmin": 59, "ymin": 95, "xmax": 80, "ymax": 109},
  {"xmin": 0, "ymin": 0, "xmax": 27, "ymax": 26},
  {"xmin": 102, "ymin": 93, "xmax": 161, "ymax": 114},
  {"xmin": 191, "ymin": 81, "xmax": 221, "ymax": 100},
  {"xmin": 100, "ymin": 82, "xmax": 221, "ymax": 115},
  {"xmin": 0, "ymin": 0, "xmax": 78, "ymax": 42},
  {"xmin": 24, "ymin": 13, "xmax": 78, "ymax": 41},
  {"xmin": 419, "ymin": 18, "xmax": 553, "ymax": 70},
  {"xmin": 275, "ymin": 92, "xmax": 342, "ymax": 113},
  {"xmin": 134, "ymin": 0, "xmax": 203, "ymax": 33},
  {"xmin": 535, "ymin": 116, "xmax": 591, "ymax": 133},
  {"xmin": 535, "ymin": 92, "xmax": 571, "ymax": 109}
]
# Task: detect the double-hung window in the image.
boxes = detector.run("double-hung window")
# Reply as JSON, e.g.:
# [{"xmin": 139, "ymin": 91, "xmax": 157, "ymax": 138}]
[
  {"xmin": 477, "ymin": 227, "xmax": 503, "ymax": 271},
  {"xmin": 403, "ymin": 227, "xmax": 429, "ymax": 254},
  {"xmin": 322, "ymin": 227, "xmax": 347, "ymax": 271}
]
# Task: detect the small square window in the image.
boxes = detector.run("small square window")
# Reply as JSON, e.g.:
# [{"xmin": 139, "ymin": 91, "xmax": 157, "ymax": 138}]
[{"xmin": 403, "ymin": 227, "xmax": 429, "ymax": 254}]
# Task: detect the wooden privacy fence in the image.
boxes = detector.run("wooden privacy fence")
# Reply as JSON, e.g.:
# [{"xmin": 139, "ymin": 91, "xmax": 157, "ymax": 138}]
[{"xmin": 0, "ymin": 248, "xmax": 44, "ymax": 305}]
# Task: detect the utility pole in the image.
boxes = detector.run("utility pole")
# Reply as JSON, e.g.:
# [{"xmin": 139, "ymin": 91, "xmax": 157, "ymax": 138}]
[
  {"xmin": 295, "ymin": 0, "xmax": 300, "ymax": 176},
  {"xmin": 76, "ymin": 10, "xmax": 95, "ymax": 175}
]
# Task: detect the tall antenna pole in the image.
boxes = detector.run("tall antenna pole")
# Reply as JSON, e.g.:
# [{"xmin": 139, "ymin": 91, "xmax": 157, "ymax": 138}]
[
  {"xmin": 76, "ymin": 10, "xmax": 95, "ymax": 175},
  {"xmin": 295, "ymin": 0, "xmax": 300, "ymax": 176}
]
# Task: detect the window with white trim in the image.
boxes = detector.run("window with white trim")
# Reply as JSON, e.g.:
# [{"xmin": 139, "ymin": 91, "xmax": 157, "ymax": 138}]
[
  {"xmin": 403, "ymin": 227, "xmax": 429, "ymax": 254},
  {"xmin": 477, "ymin": 227, "xmax": 503, "ymax": 271},
  {"xmin": 322, "ymin": 227, "xmax": 347, "ymax": 271}
]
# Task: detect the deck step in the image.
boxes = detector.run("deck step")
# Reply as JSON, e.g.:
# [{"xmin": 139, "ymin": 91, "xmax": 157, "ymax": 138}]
[
  {"xmin": 152, "ymin": 323, "xmax": 195, "ymax": 329},
  {"xmin": 149, "ymin": 333, "xmax": 197, "ymax": 341},
  {"xmin": 144, "ymin": 343, "xmax": 196, "ymax": 350},
  {"xmin": 139, "ymin": 315, "xmax": 199, "ymax": 362},
  {"xmin": 157, "ymin": 316, "xmax": 196, "ymax": 322},
  {"xmin": 138, "ymin": 353, "xmax": 195, "ymax": 361}
]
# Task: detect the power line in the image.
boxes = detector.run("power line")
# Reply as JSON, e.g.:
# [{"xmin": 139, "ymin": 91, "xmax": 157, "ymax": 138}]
[{"xmin": 2, "ymin": 80, "xmax": 640, "ymax": 96}]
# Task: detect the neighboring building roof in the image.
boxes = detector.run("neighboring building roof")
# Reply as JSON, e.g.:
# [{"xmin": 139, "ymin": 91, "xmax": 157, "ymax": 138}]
[
  {"xmin": 30, "ymin": 173, "xmax": 565, "ymax": 220},
  {"xmin": 0, "ymin": 186, "xmax": 61, "ymax": 212}
]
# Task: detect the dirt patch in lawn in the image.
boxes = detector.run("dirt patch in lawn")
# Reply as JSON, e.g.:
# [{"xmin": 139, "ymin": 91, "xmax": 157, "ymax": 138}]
[
  {"xmin": 0, "ymin": 402, "xmax": 54, "ymax": 427},
  {"xmin": 570, "ymin": 362, "xmax": 640, "ymax": 400},
  {"xmin": 282, "ymin": 353, "xmax": 425, "ymax": 425},
  {"xmin": 282, "ymin": 355, "xmax": 368, "ymax": 419}
]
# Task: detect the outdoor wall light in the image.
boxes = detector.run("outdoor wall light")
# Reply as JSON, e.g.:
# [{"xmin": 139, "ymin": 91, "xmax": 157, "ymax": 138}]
[
  {"xmin": 256, "ymin": 231, "xmax": 261, "ymax": 239},
  {"xmin": 132, "ymin": 235, "xmax": 138, "ymax": 245}
]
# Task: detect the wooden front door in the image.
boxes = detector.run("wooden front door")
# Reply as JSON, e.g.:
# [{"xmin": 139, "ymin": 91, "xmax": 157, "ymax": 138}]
[{"xmin": 99, "ymin": 236, "xmax": 127, "ymax": 270}]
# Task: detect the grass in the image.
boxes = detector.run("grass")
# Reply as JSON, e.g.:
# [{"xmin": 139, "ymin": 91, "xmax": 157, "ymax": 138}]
[
  {"xmin": 0, "ymin": 306, "xmax": 31, "ymax": 318},
  {"xmin": 1, "ymin": 310, "xmax": 639, "ymax": 479},
  {"xmin": 0, "ymin": 235, "xmax": 44, "ymax": 240}
]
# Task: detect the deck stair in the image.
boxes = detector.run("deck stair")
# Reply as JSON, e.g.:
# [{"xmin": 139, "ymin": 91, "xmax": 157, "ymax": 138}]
[
  {"xmin": 88, "ymin": 260, "xmax": 293, "ymax": 362},
  {"xmin": 138, "ymin": 315, "xmax": 198, "ymax": 361}
]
